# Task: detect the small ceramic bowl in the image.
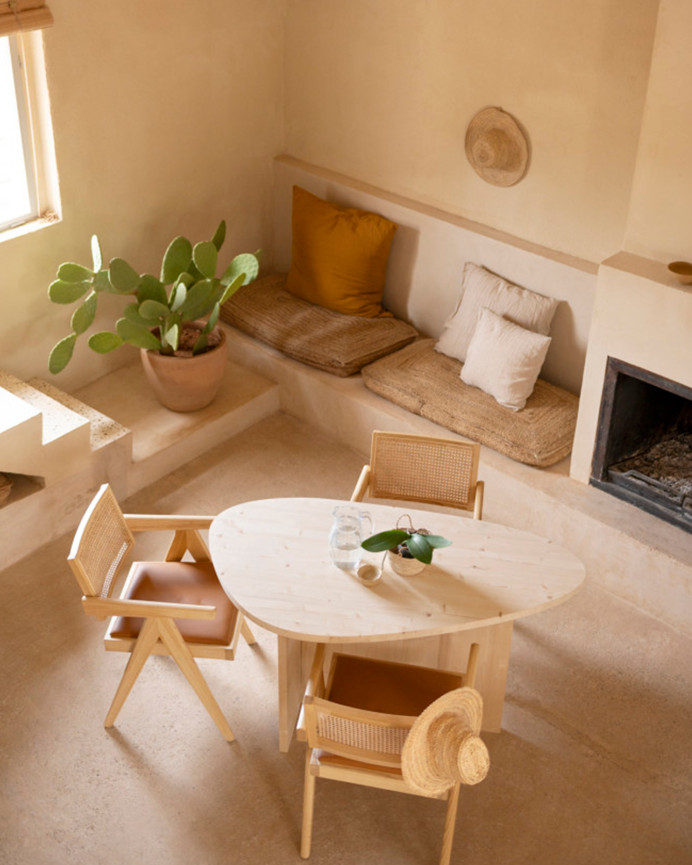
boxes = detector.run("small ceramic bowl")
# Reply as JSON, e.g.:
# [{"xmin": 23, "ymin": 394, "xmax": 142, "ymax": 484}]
[
  {"xmin": 355, "ymin": 562, "xmax": 382, "ymax": 586},
  {"xmin": 667, "ymin": 261, "xmax": 692, "ymax": 285}
]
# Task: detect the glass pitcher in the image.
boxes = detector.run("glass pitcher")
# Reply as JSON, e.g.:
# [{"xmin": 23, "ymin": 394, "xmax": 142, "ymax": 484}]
[{"xmin": 328, "ymin": 505, "xmax": 374, "ymax": 570}]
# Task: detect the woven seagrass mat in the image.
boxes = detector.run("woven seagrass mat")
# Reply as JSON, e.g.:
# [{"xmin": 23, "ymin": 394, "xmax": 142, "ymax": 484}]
[
  {"xmin": 362, "ymin": 339, "xmax": 578, "ymax": 467},
  {"xmin": 220, "ymin": 273, "xmax": 417, "ymax": 377}
]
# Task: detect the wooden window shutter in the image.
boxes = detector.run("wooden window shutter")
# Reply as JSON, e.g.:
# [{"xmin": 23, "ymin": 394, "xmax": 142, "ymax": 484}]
[{"xmin": 0, "ymin": 1, "xmax": 53, "ymax": 36}]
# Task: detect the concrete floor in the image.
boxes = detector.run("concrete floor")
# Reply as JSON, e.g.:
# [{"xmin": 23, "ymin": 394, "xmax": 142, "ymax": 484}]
[{"xmin": 1, "ymin": 412, "xmax": 690, "ymax": 865}]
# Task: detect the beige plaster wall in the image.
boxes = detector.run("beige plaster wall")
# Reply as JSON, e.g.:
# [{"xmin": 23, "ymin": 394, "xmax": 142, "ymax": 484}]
[
  {"xmin": 0, "ymin": 0, "xmax": 286, "ymax": 391},
  {"xmin": 273, "ymin": 156, "xmax": 596, "ymax": 394},
  {"xmin": 624, "ymin": 0, "xmax": 692, "ymax": 262},
  {"xmin": 284, "ymin": 0, "xmax": 659, "ymax": 266}
]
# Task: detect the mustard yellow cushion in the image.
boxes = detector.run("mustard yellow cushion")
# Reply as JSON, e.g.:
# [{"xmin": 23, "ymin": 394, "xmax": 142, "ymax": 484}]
[{"xmin": 285, "ymin": 186, "xmax": 398, "ymax": 317}]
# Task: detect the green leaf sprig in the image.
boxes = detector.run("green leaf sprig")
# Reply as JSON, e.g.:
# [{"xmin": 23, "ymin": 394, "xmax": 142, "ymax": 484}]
[{"xmin": 361, "ymin": 527, "xmax": 452, "ymax": 564}]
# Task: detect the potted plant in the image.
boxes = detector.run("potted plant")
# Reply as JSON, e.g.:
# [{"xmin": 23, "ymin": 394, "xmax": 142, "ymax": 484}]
[
  {"xmin": 361, "ymin": 515, "xmax": 452, "ymax": 576},
  {"xmin": 47, "ymin": 220, "xmax": 259, "ymax": 411}
]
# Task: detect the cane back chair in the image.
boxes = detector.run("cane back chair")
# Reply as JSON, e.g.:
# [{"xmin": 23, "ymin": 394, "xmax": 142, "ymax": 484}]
[
  {"xmin": 68, "ymin": 483, "xmax": 256, "ymax": 741},
  {"xmin": 300, "ymin": 643, "xmax": 488, "ymax": 865},
  {"xmin": 351, "ymin": 431, "xmax": 484, "ymax": 519}
]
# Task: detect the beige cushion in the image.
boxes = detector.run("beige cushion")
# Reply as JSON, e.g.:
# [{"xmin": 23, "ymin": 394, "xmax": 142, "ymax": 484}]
[
  {"xmin": 435, "ymin": 262, "xmax": 559, "ymax": 362},
  {"xmin": 362, "ymin": 339, "xmax": 578, "ymax": 467},
  {"xmin": 220, "ymin": 272, "xmax": 418, "ymax": 377},
  {"xmin": 461, "ymin": 308, "xmax": 552, "ymax": 411}
]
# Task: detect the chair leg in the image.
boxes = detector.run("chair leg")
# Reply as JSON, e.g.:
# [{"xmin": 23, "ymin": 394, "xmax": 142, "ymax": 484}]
[
  {"xmin": 473, "ymin": 480, "xmax": 484, "ymax": 520},
  {"xmin": 464, "ymin": 642, "xmax": 480, "ymax": 689},
  {"xmin": 439, "ymin": 783, "xmax": 460, "ymax": 865},
  {"xmin": 300, "ymin": 750, "xmax": 316, "ymax": 859},
  {"xmin": 240, "ymin": 615, "xmax": 257, "ymax": 646},
  {"xmin": 104, "ymin": 617, "xmax": 160, "ymax": 728},
  {"xmin": 157, "ymin": 617, "xmax": 235, "ymax": 742}
]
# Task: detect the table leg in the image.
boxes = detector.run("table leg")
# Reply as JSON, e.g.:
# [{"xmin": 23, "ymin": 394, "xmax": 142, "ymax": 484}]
[
  {"xmin": 454, "ymin": 621, "xmax": 513, "ymax": 731},
  {"xmin": 276, "ymin": 636, "xmax": 315, "ymax": 752}
]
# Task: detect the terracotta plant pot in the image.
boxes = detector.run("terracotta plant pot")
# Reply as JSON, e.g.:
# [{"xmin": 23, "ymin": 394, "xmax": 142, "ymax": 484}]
[{"xmin": 140, "ymin": 326, "xmax": 228, "ymax": 412}]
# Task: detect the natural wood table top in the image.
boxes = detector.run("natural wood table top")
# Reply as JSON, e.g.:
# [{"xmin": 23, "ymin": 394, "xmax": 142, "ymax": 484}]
[{"xmin": 209, "ymin": 497, "xmax": 585, "ymax": 644}]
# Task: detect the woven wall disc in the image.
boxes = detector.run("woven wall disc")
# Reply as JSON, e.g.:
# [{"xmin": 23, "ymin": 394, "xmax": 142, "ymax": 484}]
[{"xmin": 465, "ymin": 107, "xmax": 529, "ymax": 187}]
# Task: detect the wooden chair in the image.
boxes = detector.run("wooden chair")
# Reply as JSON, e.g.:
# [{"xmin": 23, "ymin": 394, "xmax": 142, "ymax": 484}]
[
  {"xmin": 68, "ymin": 483, "xmax": 256, "ymax": 741},
  {"xmin": 351, "ymin": 431, "xmax": 484, "ymax": 519},
  {"xmin": 300, "ymin": 643, "xmax": 488, "ymax": 865}
]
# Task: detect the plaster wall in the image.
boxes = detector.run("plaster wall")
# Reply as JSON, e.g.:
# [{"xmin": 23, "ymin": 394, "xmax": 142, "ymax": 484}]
[
  {"xmin": 284, "ymin": 0, "xmax": 659, "ymax": 265},
  {"xmin": 0, "ymin": 0, "xmax": 287, "ymax": 391},
  {"xmin": 273, "ymin": 156, "xmax": 596, "ymax": 395},
  {"xmin": 572, "ymin": 0, "xmax": 692, "ymax": 484},
  {"xmin": 624, "ymin": 0, "xmax": 692, "ymax": 261}
]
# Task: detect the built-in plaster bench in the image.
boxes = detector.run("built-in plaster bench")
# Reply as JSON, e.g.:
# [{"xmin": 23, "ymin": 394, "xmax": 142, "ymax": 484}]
[{"xmin": 221, "ymin": 273, "xmax": 578, "ymax": 468}]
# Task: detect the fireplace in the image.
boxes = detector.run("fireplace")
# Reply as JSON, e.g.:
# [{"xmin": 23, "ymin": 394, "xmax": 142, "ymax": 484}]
[{"xmin": 590, "ymin": 357, "xmax": 692, "ymax": 532}]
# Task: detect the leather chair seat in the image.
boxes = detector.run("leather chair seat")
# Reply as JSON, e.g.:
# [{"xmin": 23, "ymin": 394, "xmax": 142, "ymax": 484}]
[
  {"xmin": 328, "ymin": 654, "xmax": 463, "ymax": 716},
  {"xmin": 111, "ymin": 560, "xmax": 238, "ymax": 645}
]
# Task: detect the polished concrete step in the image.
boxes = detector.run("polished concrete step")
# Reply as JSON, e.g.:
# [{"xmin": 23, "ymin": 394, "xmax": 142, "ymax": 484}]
[
  {"xmin": 75, "ymin": 357, "xmax": 280, "ymax": 494},
  {"xmin": 1, "ymin": 356, "xmax": 280, "ymax": 569},
  {"xmin": 0, "ymin": 384, "xmax": 43, "ymax": 475},
  {"xmin": 27, "ymin": 377, "xmax": 131, "ymax": 453},
  {"xmin": 0, "ymin": 370, "xmax": 91, "ymax": 481}
]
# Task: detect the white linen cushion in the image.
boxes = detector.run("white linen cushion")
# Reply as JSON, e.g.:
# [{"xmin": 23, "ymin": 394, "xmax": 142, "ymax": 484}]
[
  {"xmin": 460, "ymin": 307, "xmax": 552, "ymax": 411},
  {"xmin": 435, "ymin": 262, "xmax": 558, "ymax": 362}
]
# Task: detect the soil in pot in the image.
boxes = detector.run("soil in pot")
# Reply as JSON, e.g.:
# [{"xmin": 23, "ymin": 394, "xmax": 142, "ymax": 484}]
[{"xmin": 140, "ymin": 324, "xmax": 228, "ymax": 412}]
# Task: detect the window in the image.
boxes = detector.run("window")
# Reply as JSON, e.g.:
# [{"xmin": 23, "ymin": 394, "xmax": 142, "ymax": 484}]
[
  {"xmin": 0, "ymin": 35, "xmax": 36, "ymax": 228},
  {"xmin": 0, "ymin": 2, "xmax": 58, "ymax": 235}
]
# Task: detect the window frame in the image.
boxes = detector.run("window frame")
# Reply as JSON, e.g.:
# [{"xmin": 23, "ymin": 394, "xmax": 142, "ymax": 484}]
[{"xmin": 0, "ymin": 29, "xmax": 59, "ymax": 238}]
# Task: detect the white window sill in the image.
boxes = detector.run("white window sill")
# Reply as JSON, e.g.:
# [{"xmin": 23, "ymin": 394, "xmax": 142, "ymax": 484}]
[{"xmin": 0, "ymin": 210, "xmax": 60, "ymax": 244}]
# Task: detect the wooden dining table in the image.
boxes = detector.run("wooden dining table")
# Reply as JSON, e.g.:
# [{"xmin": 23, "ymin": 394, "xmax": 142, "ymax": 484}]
[{"xmin": 209, "ymin": 497, "xmax": 585, "ymax": 751}]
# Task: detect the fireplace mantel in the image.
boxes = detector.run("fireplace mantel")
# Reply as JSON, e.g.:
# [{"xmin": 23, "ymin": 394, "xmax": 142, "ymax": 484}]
[{"xmin": 571, "ymin": 251, "xmax": 692, "ymax": 485}]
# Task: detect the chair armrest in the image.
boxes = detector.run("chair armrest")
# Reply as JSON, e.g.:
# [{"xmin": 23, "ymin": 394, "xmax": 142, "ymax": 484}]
[
  {"xmin": 350, "ymin": 465, "xmax": 371, "ymax": 502},
  {"xmin": 123, "ymin": 515, "xmax": 214, "ymax": 532},
  {"xmin": 82, "ymin": 596, "xmax": 217, "ymax": 620},
  {"xmin": 296, "ymin": 644, "xmax": 326, "ymax": 741},
  {"xmin": 306, "ymin": 644, "xmax": 327, "ymax": 698}
]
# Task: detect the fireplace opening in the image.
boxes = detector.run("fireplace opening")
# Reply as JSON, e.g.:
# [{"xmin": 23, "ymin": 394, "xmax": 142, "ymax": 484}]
[{"xmin": 591, "ymin": 357, "xmax": 692, "ymax": 533}]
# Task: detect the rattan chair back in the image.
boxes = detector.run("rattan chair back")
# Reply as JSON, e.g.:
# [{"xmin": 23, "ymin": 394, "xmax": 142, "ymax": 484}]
[
  {"xmin": 304, "ymin": 696, "xmax": 416, "ymax": 768},
  {"xmin": 68, "ymin": 484, "xmax": 135, "ymax": 598},
  {"xmin": 367, "ymin": 431, "xmax": 482, "ymax": 513}
]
